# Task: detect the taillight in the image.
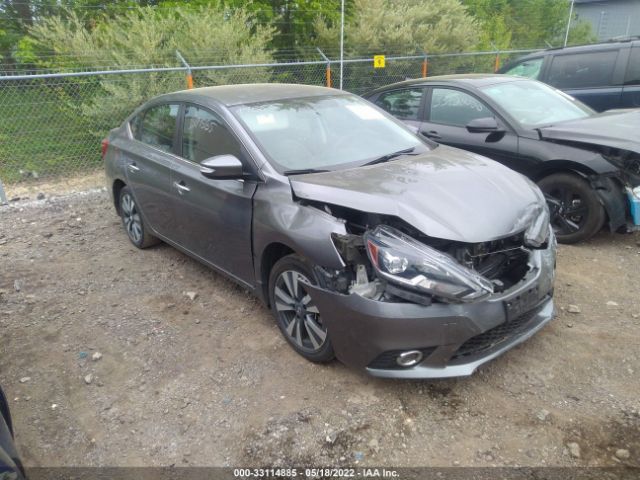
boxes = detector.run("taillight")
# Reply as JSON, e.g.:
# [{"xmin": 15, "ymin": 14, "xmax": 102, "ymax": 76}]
[{"xmin": 101, "ymin": 138, "xmax": 109, "ymax": 159}]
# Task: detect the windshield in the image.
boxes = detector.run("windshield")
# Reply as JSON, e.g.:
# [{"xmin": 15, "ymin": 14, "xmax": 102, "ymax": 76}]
[
  {"xmin": 233, "ymin": 94, "xmax": 427, "ymax": 173},
  {"xmin": 480, "ymin": 80, "xmax": 593, "ymax": 128}
]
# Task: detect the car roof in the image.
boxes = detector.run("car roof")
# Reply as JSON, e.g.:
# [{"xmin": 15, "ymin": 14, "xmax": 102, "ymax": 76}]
[
  {"xmin": 366, "ymin": 74, "xmax": 522, "ymax": 95},
  {"xmin": 504, "ymin": 37, "xmax": 640, "ymax": 64},
  {"xmin": 154, "ymin": 83, "xmax": 348, "ymax": 107}
]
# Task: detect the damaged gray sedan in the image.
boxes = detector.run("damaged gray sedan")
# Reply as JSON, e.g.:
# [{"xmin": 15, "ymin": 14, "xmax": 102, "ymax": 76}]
[{"xmin": 103, "ymin": 84, "xmax": 556, "ymax": 379}]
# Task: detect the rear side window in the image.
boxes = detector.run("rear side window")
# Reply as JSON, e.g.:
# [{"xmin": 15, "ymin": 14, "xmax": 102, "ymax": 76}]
[
  {"xmin": 374, "ymin": 88, "xmax": 424, "ymax": 120},
  {"xmin": 429, "ymin": 88, "xmax": 493, "ymax": 127},
  {"xmin": 181, "ymin": 105, "xmax": 243, "ymax": 163},
  {"xmin": 503, "ymin": 58, "xmax": 543, "ymax": 79},
  {"xmin": 547, "ymin": 50, "xmax": 618, "ymax": 89},
  {"xmin": 625, "ymin": 47, "xmax": 640, "ymax": 85},
  {"xmin": 132, "ymin": 103, "xmax": 179, "ymax": 152}
]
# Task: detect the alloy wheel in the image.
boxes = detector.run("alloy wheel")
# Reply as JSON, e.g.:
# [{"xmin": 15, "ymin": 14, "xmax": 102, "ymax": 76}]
[
  {"xmin": 121, "ymin": 193, "xmax": 143, "ymax": 244},
  {"xmin": 544, "ymin": 186, "xmax": 589, "ymax": 236},
  {"xmin": 274, "ymin": 270, "xmax": 327, "ymax": 352}
]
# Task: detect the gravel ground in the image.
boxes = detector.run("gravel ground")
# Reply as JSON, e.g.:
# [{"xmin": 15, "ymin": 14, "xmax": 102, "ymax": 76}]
[{"xmin": 1, "ymin": 188, "xmax": 639, "ymax": 468}]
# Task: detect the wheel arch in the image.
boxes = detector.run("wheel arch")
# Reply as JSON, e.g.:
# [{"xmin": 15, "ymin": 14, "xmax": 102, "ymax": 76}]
[
  {"xmin": 112, "ymin": 178, "xmax": 127, "ymax": 215},
  {"xmin": 259, "ymin": 242, "xmax": 295, "ymax": 306},
  {"xmin": 531, "ymin": 160, "xmax": 598, "ymax": 182}
]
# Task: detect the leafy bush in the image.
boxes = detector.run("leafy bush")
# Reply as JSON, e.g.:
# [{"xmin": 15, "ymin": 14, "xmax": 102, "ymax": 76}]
[
  {"xmin": 23, "ymin": 5, "xmax": 275, "ymax": 122},
  {"xmin": 315, "ymin": 0, "xmax": 479, "ymax": 56}
]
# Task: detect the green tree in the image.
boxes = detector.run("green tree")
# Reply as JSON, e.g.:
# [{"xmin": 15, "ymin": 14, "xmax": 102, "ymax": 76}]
[
  {"xmin": 23, "ymin": 5, "xmax": 274, "ymax": 122},
  {"xmin": 316, "ymin": 0, "xmax": 478, "ymax": 56},
  {"xmin": 314, "ymin": 0, "xmax": 479, "ymax": 92},
  {"xmin": 462, "ymin": 0, "xmax": 596, "ymax": 50},
  {"xmin": 0, "ymin": 1, "xmax": 161, "ymax": 66},
  {"xmin": 156, "ymin": 0, "xmax": 348, "ymax": 57}
]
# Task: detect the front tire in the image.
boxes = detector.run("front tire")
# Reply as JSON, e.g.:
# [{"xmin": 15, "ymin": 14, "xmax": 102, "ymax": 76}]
[
  {"xmin": 118, "ymin": 186, "xmax": 160, "ymax": 249},
  {"xmin": 538, "ymin": 173, "xmax": 605, "ymax": 244},
  {"xmin": 268, "ymin": 254, "xmax": 335, "ymax": 363}
]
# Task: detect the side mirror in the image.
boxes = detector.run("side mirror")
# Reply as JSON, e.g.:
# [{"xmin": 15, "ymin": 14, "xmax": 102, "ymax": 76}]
[
  {"xmin": 200, "ymin": 155, "xmax": 244, "ymax": 180},
  {"xmin": 466, "ymin": 117, "xmax": 503, "ymax": 133}
]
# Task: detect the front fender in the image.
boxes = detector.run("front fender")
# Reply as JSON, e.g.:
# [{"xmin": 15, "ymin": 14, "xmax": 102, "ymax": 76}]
[{"xmin": 252, "ymin": 181, "xmax": 347, "ymax": 298}]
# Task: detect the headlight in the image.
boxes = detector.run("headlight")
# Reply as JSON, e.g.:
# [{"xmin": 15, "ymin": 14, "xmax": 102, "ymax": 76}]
[
  {"xmin": 364, "ymin": 226, "xmax": 494, "ymax": 303},
  {"xmin": 524, "ymin": 205, "xmax": 550, "ymax": 248},
  {"xmin": 519, "ymin": 179, "xmax": 550, "ymax": 248}
]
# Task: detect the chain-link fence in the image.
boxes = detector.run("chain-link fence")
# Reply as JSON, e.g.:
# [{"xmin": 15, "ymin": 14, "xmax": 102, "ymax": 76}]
[{"xmin": 0, "ymin": 49, "xmax": 537, "ymax": 200}]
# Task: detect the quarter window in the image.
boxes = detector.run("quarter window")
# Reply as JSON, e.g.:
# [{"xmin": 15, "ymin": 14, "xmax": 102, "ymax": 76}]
[
  {"xmin": 133, "ymin": 104, "xmax": 179, "ymax": 152},
  {"xmin": 374, "ymin": 88, "xmax": 424, "ymax": 120},
  {"xmin": 547, "ymin": 50, "xmax": 618, "ymax": 89},
  {"xmin": 182, "ymin": 105, "xmax": 242, "ymax": 163},
  {"xmin": 429, "ymin": 88, "xmax": 493, "ymax": 127}
]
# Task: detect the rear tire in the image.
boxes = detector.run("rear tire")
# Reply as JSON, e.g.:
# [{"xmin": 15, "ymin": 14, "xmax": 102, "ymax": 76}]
[
  {"xmin": 538, "ymin": 173, "xmax": 605, "ymax": 244},
  {"xmin": 268, "ymin": 254, "xmax": 335, "ymax": 363},
  {"xmin": 118, "ymin": 186, "xmax": 160, "ymax": 249}
]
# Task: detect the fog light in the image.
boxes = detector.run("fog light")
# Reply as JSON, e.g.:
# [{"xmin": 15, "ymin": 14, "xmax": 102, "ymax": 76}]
[{"xmin": 396, "ymin": 350, "xmax": 423, "ymax": 367}]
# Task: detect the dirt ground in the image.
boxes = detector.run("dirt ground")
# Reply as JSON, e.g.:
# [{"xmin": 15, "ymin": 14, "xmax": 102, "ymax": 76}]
[{"xmin": 1, "ymin": 187, "xmax": 639, "ymax": 469}]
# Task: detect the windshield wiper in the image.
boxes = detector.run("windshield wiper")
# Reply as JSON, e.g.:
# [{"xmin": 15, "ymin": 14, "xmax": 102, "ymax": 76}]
[
  {"xmin": 283, "ymin": 168, "xmax": 330, "ymax": 176},
  {"xmin": 362, "ymin": 147, "xmax": 417, "ymax": 166}
]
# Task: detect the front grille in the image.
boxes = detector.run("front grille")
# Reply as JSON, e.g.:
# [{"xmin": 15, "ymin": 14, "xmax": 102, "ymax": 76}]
[
  {"xmin": 368, "ymin": 347, "xmax": 437, "ymax": 370},
  {"xmin": 451, "ymin": 307, "xmax": 541, "ymax": 361}
]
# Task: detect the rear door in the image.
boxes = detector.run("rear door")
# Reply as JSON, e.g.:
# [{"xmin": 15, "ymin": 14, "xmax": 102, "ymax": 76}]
[
  {"xmin": 622, "ymin": 45, "xmax": 640, "ymax": 108},
  {"xmin": 544, "ymin": 48, "xmax": 624, "ymax": 111},
  {"xmin": 124, "ymin": 102, "xmax": 180, "ymax": 238},
  {"xmin": 170, "ymin": 103, "xmax": 257, "ymax": 286},
  {"xmin": 420, "ymin": 86, "xmax": 522, "ymax": 169}
]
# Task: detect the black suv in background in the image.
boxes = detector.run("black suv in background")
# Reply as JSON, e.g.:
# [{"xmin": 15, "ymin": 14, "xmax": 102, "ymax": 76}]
[{"xmin": 499, "ymin": 38, "xmax": 640, "ymax": 112}]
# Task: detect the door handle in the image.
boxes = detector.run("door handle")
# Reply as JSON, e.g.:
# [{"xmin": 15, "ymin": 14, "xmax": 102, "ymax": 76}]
[
  {"xmin": 173, "ymin": 181, "xmax": 191, "ymax": 194},
  {"xmin": 127, "ymin": 163, "xmax": 140, "ymax": 173},
  {"xmin": 421, "ymin": 130, "xmax": 441, "ymax": 140}
]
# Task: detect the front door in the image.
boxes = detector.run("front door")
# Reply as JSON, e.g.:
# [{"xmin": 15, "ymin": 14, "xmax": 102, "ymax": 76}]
[
  {"xmin": 420, "ymin": 87, "xmax": 522, "ymax": 170},
  {"xmin": 170, "ymin": 104, "xmax": 257, "ymax": 286}
]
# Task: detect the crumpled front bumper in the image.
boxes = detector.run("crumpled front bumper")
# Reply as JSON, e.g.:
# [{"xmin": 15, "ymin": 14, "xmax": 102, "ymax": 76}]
[{"xmin": 305, "ymin": 247, "xmax": 556, "ymax": 379}]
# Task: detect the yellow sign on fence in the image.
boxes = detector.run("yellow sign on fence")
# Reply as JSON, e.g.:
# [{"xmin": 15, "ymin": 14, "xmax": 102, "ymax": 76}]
[{"xmin": 373, "ymin": 55, "xmax": 386, "ymax": 68}]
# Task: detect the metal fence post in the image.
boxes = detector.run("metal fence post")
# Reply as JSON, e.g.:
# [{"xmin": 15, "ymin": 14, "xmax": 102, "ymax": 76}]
[
  {"xmin": 0, "ymin": 177, "xmax": 8, "ymax": 205},
  {"xmin": 422, "ymin": 52, "xmax": 428, "ymax": 78},
  {"xmin": 491, "ymin": 43, "xmax": 501, "ymax": 72},
  {"xmin": 176, "ymin": 50, "xmax": 193, "ymax": 89},
  {"xmin": 317, "ymin": 48, "xmax": 332, "ymax": 88}
]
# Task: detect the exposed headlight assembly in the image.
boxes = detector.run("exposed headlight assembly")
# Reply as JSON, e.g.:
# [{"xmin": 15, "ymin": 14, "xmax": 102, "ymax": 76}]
[
  {"xmin": 364, "ymin": 226, "xmax": 494, "ymax": 303},
  {"xmin": 524, "ymin": 205, "xmax": 550, "ymax": 248},
  {"xmin": 603, "ymin": 153, "xmax": 640, "ymax": 177},
  {"xmin": 519, "ymin": 180, "xmax": 551, "ymax": 248}
]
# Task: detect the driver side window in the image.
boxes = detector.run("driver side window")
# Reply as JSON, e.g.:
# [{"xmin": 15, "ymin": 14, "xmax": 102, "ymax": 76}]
[
  {"xmin": 182, "ymin": 105, "xmax": 243, "ymax": 163},
  {"xmin": 429, "ymin": 88, "xmax": 493, "ymax": 127}
]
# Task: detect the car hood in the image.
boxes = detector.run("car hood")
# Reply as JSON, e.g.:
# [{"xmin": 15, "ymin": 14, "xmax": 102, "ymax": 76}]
[
  {"xmin": 538, "ymin": 109, "xmax": 640, "ymax": 153},
  {"xmin": 289, "ymin": 145, "xmax": 544, "ymax": 243}
]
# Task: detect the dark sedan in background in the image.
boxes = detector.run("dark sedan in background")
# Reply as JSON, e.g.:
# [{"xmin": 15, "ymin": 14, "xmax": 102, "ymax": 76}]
[{"xmin": 366, "ymin": 75, "xmax": 640, "ymax": 243}]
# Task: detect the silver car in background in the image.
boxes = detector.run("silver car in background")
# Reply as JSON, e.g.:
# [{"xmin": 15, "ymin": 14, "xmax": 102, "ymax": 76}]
[{"xmin": 103, "ymin": 84, "xmax": 556, "ymax": 379}]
